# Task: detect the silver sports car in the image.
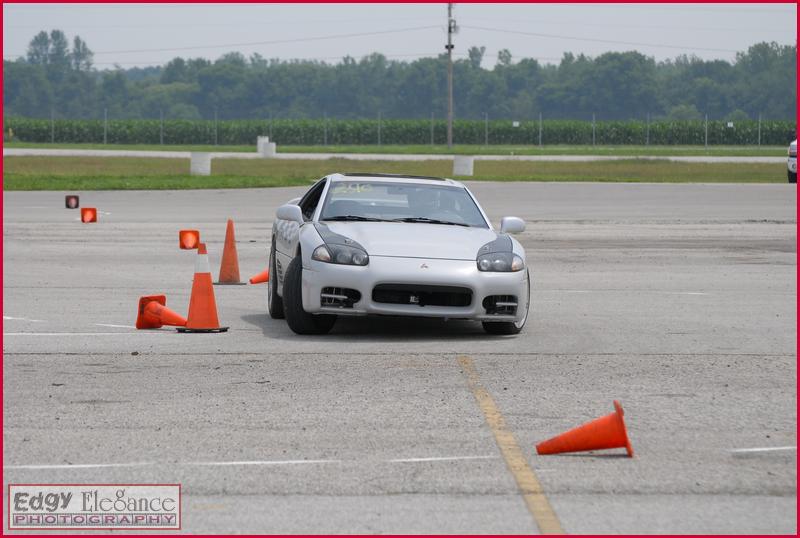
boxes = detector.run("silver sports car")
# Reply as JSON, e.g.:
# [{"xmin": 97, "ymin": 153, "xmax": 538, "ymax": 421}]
[{"xmin": 268, "ymin": 173, "xmax": 530, "ymax": 335}]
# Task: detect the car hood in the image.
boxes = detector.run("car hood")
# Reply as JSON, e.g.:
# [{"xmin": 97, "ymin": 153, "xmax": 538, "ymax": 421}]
[{"xmin": 322, "ymin": 222, "xmax": 498, "ymax": 260}]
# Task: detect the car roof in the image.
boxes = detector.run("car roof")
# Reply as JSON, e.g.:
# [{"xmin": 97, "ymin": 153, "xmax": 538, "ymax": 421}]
[{"xmin": 328, "ymin": 172, "xmax": 465, "ymax": 188}]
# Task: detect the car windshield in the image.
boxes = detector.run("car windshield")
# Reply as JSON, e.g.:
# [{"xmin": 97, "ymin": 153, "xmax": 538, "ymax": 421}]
[{"xmin": 319, "ymin": 181, "xmax": 488, "ymax": 228}]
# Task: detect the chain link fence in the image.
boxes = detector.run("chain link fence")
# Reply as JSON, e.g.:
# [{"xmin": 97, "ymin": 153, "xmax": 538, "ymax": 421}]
[{"xmin": 3, "ymin": 113, "xmax": 796, "ymax": 147}]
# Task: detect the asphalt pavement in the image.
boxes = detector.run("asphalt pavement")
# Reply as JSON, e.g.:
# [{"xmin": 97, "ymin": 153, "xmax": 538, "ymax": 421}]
[{"xmin": 3, "ymin": 182, "xmax": 796, "ymax": 533}]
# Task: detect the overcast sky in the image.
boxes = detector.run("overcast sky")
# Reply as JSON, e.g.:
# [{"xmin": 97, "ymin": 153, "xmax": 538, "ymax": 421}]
[{"xmin": 3, "ymin": 3, "xmax": 797, "ymax": 69}]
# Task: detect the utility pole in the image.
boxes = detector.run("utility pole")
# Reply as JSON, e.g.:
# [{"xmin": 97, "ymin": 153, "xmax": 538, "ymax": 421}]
[
  {"xmin": 214, "ymin": 107, "xmax": 219, "ymax": 146},
  {"xmin": 757, "ymin": 113, "xmax": 762, "ymax": 146},
  {"xmin": 446, "ymin": 3, "xmax": 455, "ymax": 149},
  {"xmin": 538, "ymin": 112, "xmax": 542, "ymax": 148}
]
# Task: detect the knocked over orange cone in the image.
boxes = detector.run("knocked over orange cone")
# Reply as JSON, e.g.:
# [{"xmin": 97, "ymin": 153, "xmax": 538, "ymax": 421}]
[
  {"xmin": 215, "ymin": 219, "xmax": 245, "ymax": 285},
  {"xmin": 536, "ymin": 400, "xmax": 633, "ymax": 457},
  {"xmin": 136, "ymin": 295, "xmax": 187, "ymax": 329},
  {"xmin": 179, "ymin": 229, "xmax": 200, "ymax": 250},
  {"xmin": 178, "ymin": 243, "xmax": 229, "ymax": 333},
  {"xmin": 81, "ymin": 207, "xmax": 97, "ymax": 223},
  {"xmin": 249, "ymin": 268, "xmax": 269, "ymax": 284}
]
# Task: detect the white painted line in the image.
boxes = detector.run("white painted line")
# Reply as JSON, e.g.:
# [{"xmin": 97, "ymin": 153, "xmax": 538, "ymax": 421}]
[
  {"xmin": 185, "ymin": 459, "xmax": 341, "ymax": 466},
  {"xmin": 4, "ymin": 316, "xmax": 46, "ymax": 323},
  {"xmin": 730, "ymin": 446, "xmax": 796, "ymax": 454},
  {"xmin": 548, "ymin": 289, "xmax": 708, "ymax": 296},
  {"xmin": 388, "ymin": 455, "xmax": 498, "ymax": 463},
  {"xmin": 5, "ymin": 462, "xmax": 153, "ymax": 470},
  {"xmin": 3, "ymin": 331, "xmax": 147, "ymax": 336},
  {"xmin": 95, "ymin": 323, "xmax": 137, "ymax": 329},
  {"xmin": 4, "ymin": 460, "xmax": 339, "ymax": 470},
  {"xmin": 5, "ymin": 456, "xmax": 503, "ymax": 470}
]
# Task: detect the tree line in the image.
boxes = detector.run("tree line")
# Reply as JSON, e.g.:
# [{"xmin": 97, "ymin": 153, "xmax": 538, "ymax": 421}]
[{"xmin": 3, "ymin": 30, "xmax": 796, "ymax": 122}]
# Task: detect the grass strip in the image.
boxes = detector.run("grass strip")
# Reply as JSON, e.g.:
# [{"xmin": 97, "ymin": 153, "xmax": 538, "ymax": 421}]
[
  {"xmin": 2, "ymin": 156, "xmax": 786, "ymax": 190},
  {"xmin": 3, "ymin": 141, "xmax": 787, "ymax": 157}
]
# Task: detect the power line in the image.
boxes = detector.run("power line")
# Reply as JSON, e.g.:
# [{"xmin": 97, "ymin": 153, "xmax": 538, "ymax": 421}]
[
  {"xmin": 83, "ymin": 25, "xmax": 440, "ymax": 56},
  {"xmin": 554, "ymin": 3, "xmax": 796, "ymax": 14},
  {"xmin": 0, "ymin": 51, "xmax": 578, "ymax": 67},
  {"xmin": 462, "ymin": 25, "xmax": 741, "ymax": 54},
  {"xmin": 460, "ymin": 17, "xmax": 794, "ymax": 33},
  {"xmin": 5, "ymin": 16, "xmax": 436, "ymax": 30}
]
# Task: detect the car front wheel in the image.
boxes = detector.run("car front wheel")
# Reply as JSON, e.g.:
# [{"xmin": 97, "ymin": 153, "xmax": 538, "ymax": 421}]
[
  {"xmin": 788, "ymin": 171, "xmax": 796, "ymax": 184},
  {"xmin": 283, "ymin": 256, "xmax": 336, "ymax": 335}
]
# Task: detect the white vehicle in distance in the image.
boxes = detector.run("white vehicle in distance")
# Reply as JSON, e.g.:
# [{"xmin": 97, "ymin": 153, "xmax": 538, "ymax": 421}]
[
  {"xmin": 268, "ymin": 173, "xmax": 530, "ymax": 335},
  {"xmin": 788, "ymin": 139, "xmax": 796, "ymax": 183}
]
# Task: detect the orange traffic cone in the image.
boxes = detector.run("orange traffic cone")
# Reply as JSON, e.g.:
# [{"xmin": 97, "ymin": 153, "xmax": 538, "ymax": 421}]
[
  {"xmin": 179, "ymin": 229, "xmax": 200, "ymax": 250},
  {"xmin": 249, "ymin": 268, "xmax": 269, "ymax": 284},
  {"xmin": 215, "ymin": 219, "xmax": 245, "ymax": 285},
  {"xmin": 536, "ymin": 401, "xmax": 633, "ymax": 457},
  {"xmin": 135, "ymin": 295, "xmax": 187, "ymax": 329},
  {"xmin": 81, "ymin": 207, "xmax": 97, "ymax": 223},
  {"xmin": 65, "ymin": 195, "xmax": 79, "ymax": 209},
  {"xmin": 178, "ymin": 243, "xmax": 229, "ymax": 333}
]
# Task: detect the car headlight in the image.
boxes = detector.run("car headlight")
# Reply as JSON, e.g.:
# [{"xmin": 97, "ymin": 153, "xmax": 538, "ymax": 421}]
[
  {"xmin": 312, "ymin": 244, "xmax": 369, "ymax": 266},
  {"xmin": 477, "ymin": 252, "xmax": 524, "ymax": 272}
]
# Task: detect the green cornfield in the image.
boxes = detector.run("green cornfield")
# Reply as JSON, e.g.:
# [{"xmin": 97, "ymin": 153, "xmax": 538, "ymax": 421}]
[{"xmin": 3, "ymin": 117, "xmax": 796, "ymax": 146}]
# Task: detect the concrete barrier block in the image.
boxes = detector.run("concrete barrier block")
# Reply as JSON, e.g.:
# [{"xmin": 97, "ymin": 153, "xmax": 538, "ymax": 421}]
[
  {"xmin": 257, "ymin": 136, "xmax": 270, "ymax": 156},
  {"xmin": 190, "ymin": 152, "xmax": 212, "ymax": 176},
  {"xmin": 453, "ymin": 155, "xmax": 474, "ymax": 176}
]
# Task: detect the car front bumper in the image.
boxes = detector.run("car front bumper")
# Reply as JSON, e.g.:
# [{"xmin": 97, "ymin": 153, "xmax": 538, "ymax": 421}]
[
  {"xmin": 301, "ymin": 256, "xmax": 529, "ymax": 323},
  {"xmin": 788, "ymin": 156, "xmax": 796, "ymax": 173}
]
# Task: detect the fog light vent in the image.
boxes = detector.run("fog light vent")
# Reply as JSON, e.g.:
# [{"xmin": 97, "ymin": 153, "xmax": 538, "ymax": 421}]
[
  {"xmin": 321, "ymin": 287, "xmax": 361, "ymax": 308},
  {"xmin": 483, "ymin": 295, "xmax": 517, "ymax": 316}
]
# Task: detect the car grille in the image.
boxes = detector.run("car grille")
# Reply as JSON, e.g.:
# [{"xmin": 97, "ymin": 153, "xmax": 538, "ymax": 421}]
[
  {"xmin": 321, "ymin": 287, "xmax": 361, "ymax": 308},
  {"xmin": 483, "ymin": 295, "xmax": 518, "ymax": 316},
  {"xmin": 372, "ymin": 284, "xmax": 472, "ymax": 307}
]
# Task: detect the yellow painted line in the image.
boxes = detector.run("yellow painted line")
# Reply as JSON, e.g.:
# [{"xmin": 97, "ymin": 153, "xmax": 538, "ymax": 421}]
[{"xmin": 458, "ymin": 355, "xmax": 564, "ymax": 535}]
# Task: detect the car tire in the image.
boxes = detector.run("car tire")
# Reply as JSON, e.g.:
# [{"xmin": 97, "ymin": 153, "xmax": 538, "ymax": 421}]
[
  {"xmin": 267, "ymin": 240, "xmax": 284, "ymax": 319},
  {"xmin": 283, "ymin": 256, "xmax": 336, "ymax": 335},
  {"xmin": 789, "ymin": 171, "xmax": 796, "ymax": 184},
  {"xmin": 482, "ymin": 269, "xmax": 530, "ymax": 335}
]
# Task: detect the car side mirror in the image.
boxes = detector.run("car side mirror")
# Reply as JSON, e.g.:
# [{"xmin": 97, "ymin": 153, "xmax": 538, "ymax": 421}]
[
  {"xmin": 500, "ymin": 216, "xmax": 525, "ymax": 234},
  {"xmin": 276, "ymin": 204, "xmax": 304, "ymax": 223}
]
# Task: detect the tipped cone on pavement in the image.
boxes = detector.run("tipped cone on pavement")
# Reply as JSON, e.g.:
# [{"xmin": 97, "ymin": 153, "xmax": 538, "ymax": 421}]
[
  {"xmin": 249, "ymin": 268, "xmax": 269, "ymax": 284},
  {"xmin": 215, "ymin": 219, "xmax": 245, "ymax": 285},
  {"xmin": 536, "ymin": 400, "xmax": 633, "ymax": 457},
  {"xmin": 179, "ymin": 229, "xmax": 200, "ymax": 250},
  {"xmin": 178, "ymin": 243, "xmax": 229, "ymax": 333},
  {"xmin": 81, "ymin": 207, "xmax": 97, "ymax": 223},
  {"xmin": 136, "ymin": 295, "xmax": 187, "ymax": 329}
]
